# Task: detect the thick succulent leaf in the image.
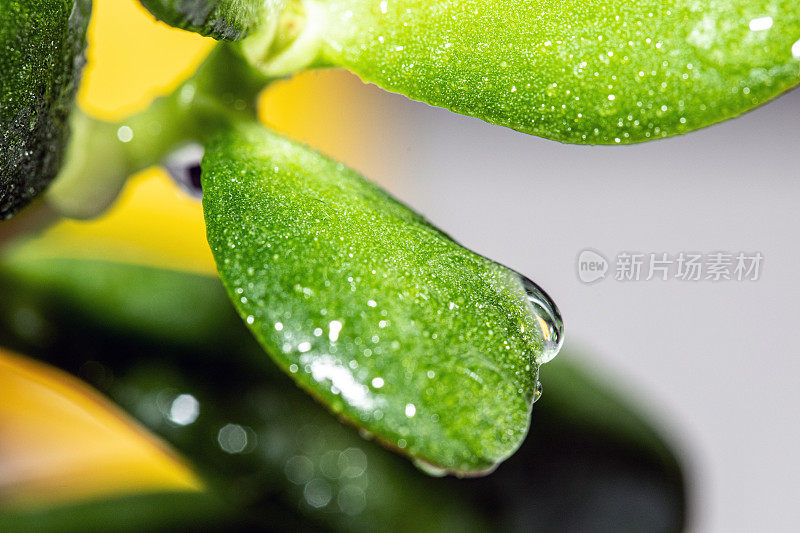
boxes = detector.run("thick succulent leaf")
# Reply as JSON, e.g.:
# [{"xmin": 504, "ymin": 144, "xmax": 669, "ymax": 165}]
[
  {"xmin": 0, "ymin": 253, "xmax": 684, "ymax": 531},
  {"xmin": 309, "ymin": 0, "xmax": 800, "ymax": 143},
  {"xmin": 139, "ymin": 0, "xmax": 278, "ymax": 40},
  {"xmin": 201, "ymin": 122, "xmax": 562, "ymax": 474},
  {"xmin": 0, "ymin": 0, "xmax": 91, "ymax": 219}
]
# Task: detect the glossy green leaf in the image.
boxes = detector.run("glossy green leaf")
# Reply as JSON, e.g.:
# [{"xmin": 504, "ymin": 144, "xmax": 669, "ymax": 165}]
[
  {"xmin": 202, "ymin": 122, "xmax": 562, "ymax": 474},
  {"xmin": 139, "ymin": 0, "xmax": 279, "ymax": 40},
  {"xmin": 0, "ymin": 0, "xmax": 91, "ymax": 219},
  {"xmin": 0, "ymin": 254, "xmax": 684, "ymax": 531},
  {"xmin": 302, "ymin": 0, "xmax": 800, "ymax": 144}
]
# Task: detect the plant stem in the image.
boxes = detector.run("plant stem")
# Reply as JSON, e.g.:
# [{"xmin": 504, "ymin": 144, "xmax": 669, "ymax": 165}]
[
  {"xmin": 240, "ymin": 0, "xmax": 326, "ymax": 77},
  {"xmin": 47, "ymin": 44, "xmax": 271, "ymax": 219}
]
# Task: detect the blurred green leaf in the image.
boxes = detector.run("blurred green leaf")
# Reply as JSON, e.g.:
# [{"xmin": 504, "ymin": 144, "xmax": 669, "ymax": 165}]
[
  {"xmin": 0, "ymin": 255, "xmax": 685, "ymax": 532},
  {"xmin": 202, "ymin": 122, "xmax": 562, "ymax": 474},
  {"xmin": 310, "ymin": 0, "xmax": 800, "ymax": 143},
  {"xmin": 0, "ymin": 256, "xmax": 248, "ymax": 353},
  {"xmin": 0, "ymin": 492, "xmax": 240, "ymax": 533},
  {"xmin": 0, "ymin": 0, "xmax": 91, "ymax": 219},
  {"xmin": 139, "ymin": 0, "xmax": 277, "ymax": 40}
]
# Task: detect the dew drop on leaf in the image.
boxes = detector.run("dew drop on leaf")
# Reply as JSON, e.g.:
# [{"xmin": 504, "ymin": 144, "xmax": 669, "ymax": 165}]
[
  {"xmin": 533, "ymin": 379, "xmax": 543, "ymax": 405},
  {"xmin": 412, "ymin": 458, "xmax": 449, "ymax": 477},
  {"xmin": 517, "ymin": 273, "xmax": 564, "ymax": 365}
]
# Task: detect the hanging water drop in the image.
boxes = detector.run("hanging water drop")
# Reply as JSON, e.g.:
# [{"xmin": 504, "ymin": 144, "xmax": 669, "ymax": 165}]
[
  {"xmin": 532, "ymin": 377, "xmax": 543, "ymax": 404},
  {"xmin": 163, "ymin": 143, "xmax": 204, "ymax": 198},
  {"xmin": 517, "ymin": 273, "xmax": 564, "ymax": 364},
  {"xmin": 412, "ymin": 458, "xmax": 448, "ymax": 477}
]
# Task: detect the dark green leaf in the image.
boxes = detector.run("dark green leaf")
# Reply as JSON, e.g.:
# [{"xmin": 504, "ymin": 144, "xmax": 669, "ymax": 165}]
[
  {"xmin": 0, "ymin": 492, "xmax": 241, "ymax": 533},
  {"xmin": 202, "ymin": 122, "xmax": 563, "ymax": 474},
  {"xmin": 0, "ymin": 257, "xmax": 248, "ymax": 353},
  {"xmin": 0, "ymin": 0, "xmax": 91, "ymax": 219},
  {"xmin": 310, "ymin": 0, "xmax": 800, "ymax": 143},
  {"xmin": 139, "ymin": 0, "xmax": 277, "ymax": 40}
]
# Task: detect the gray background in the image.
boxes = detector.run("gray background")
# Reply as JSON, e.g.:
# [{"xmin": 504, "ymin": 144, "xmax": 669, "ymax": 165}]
[{"xmin": 287, "ymin": 74, "xmax": 800, "ymax": 532}]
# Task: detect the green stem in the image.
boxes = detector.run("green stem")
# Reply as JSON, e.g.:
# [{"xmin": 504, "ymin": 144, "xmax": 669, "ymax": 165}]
[
  {"xmin": 47, "ymin": 44, "xmax": 271, "ymax": 219},
  {"xmin": 239, "ymin": 0, "xmax": 326, "ymax": 77}
]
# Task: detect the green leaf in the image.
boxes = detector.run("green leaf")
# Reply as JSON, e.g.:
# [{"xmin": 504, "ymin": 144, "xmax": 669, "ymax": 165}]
[
  {"xmin": 305, "ymin": 0, "xmax": 800, "ymax": 144},
  {"xmin": 0, "ymin": 0, "xmax": 91, "ymax": 219},
  {"xmin": 0, "ymin": 257, "xmax": 250, "ymax": 354},
  {"xmin": 201, "ymin": 122, "xmax": 562, "ymax": 474},
  {"xmin": 0, "ymin": 255, "xmax": 684, "ymax": 530},
  {"xmin": 139, "ymin": 0, "xmax": 280, "ymax": 40},
  {"xmin": 0, "ymin": 491, "xmax": 241, "ymax": 533}
]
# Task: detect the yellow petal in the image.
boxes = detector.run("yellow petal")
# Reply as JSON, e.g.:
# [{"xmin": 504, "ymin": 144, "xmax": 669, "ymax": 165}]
[{"xmin": 0, "ymin": 350, "xmax": 202, "ymax": 510}]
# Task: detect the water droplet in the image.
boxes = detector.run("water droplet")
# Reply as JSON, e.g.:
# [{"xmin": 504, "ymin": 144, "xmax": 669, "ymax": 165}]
[
  {"xmin": 413, "ymin": 458, "xmax": 448, "ymax": 477},
  {"xmin": 328, "ymin": 319, "xmax": 343, "ymax": 341},
  {"xmin": 533, "ymin": 379, "xmax": 543, "ymax": 404},
  {"xmin": 792, "ymin": 39, "xmax": 800, "ymax": 59},
  {"xmin": 748, "ymin": 16, "xmax": 773, "ymax": 32},
  {"xmin": 518, "ymin": 273, "xmax": 564, "ymax": 364},
  {"xmin": 163, "ymin": 143, "xmax": 204, "ymax": 198}
]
